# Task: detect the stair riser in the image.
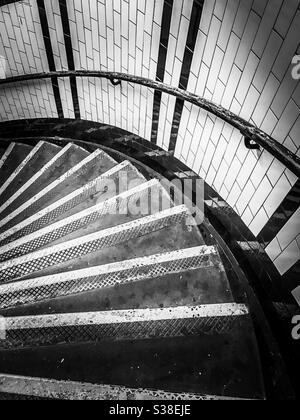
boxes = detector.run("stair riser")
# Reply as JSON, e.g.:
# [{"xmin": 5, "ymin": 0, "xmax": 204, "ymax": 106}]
[
  {"xmin": 0, "ymin": 208, "xmax": 189, "ymax": 282},
  {"xmin": 0, "ymin": 162, "xmax": 140, "ymax": 247},
  {"xmin": 0, "ymin": 247, "xmax": 217, "ymax": 309},
  {"xmin": 0, "ymin": 180, "xmax": 160, "ymax": 262}
]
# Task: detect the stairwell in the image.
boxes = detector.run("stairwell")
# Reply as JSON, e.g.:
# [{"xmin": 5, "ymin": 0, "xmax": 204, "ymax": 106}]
[{"xmin": 0, "ymin": 141, "xmax": 265, "ymax": 400}]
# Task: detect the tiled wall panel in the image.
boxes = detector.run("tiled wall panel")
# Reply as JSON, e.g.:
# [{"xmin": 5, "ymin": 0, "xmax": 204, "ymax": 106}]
[
  {"xmin": 0, "ymin": 0, "xmax": 57, "ymax": 120},
  {"xmin": 266, "ymin": 208, "xmax": 300, "ymax": 274},
  {"xmin": 176, "ymin": 0, "xmax": 300, "ymax": 275},
  {"xmin": 65, "ymin": 0, "xmax": 164, "ymax": 140}
]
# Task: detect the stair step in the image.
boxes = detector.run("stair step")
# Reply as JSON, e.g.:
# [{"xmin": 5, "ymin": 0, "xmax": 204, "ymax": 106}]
[
  {"xmin": 0, "ymin": 246, "xmax": 233, "ymax": 314},
  {"xmin": 0, "ymin": 304, "xmax": 248, "ymax": 349},
  {"xmin": 0, "ymin": 143, "xmax": 32, "ymax": 190},
  {"xmin": 0, "ymin": 149, "xmax": 117, "ymax": 234},
  {"xmin": 0, "ymin": 179, "xmax": 168, "ymax": 261},
  {"xmin": 0, "ymin": 142, "xmax": 61, "ymax": 206},
  {"xmin": 0, "ymin": 373, "xmax": 248, "ymax": 400},
  {"xmin": 0, "ymin": 143, "xmax": 89, "ymax": 219},
  {"xmin": 0, "ymin": 311, "xmax": 265, "ymax": 399},
  {"xmin": 0, "ymin": 160, "xmax": 146, "ymax": 247},
  {"xmin": 0, "ymin": 206, "xmax": 201, "ymax": 282}
]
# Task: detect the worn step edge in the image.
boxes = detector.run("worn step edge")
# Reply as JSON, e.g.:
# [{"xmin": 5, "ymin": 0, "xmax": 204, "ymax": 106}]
[
  {"xmin": 0, "ymin": 374, "xmax": 253, "ymax": 400},
  {"xmin": 0, "ymin": 245, "xmax": 217, "ymax": 309},
  {"xmin": 0, "ymin": 143, "xmax": 74, "ymax": 216},
  {"xmin": 0, "ymin": 178, "xmax": 168, "ymax": 262},
  {"xmin": 0, "ymin": 160, "xmax": 146, "ymax": 246},
  {"xmin": 0, "ymin": 304, "xmax": 249, "ymax": 349},
  {"xmin": 0, "ymin": 141, "xmax": 46, "ymax": 198},
  {"xmin": 0, "ymin": 148, "xmax": 118, "ymax": 231},
  {"xmin": 0, "ymin": 205, "xmax": 191, "ymax": 282},
  {"xmin": 0, "ymin": 143, "xmax": 16, "ymax": 171}
]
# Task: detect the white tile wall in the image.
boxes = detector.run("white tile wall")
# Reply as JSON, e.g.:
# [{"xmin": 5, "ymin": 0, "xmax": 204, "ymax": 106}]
[
  {"xmin": 0, "ymin": 0, "xmax": 57, "ymax": 120},
  {"xmin": 175, "ymin": 0, "xmax": 300, "ymax": 274},
  {"xmin": 63, "ymin": 0, "xmax": 166, "ymax": 139},
  {"xmin": 265, "ymin": 206, "xmax": 300, "ymax": 274}
]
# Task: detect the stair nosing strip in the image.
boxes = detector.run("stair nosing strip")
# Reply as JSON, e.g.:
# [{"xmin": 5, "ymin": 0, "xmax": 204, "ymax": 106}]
[
  {"xmin": 0, "ymin": 142, "xmax": 16, "ymax": 171},
  {"xmin": 5, "ymin": 304, "xmax": 249, "ymax": 330},
  {"xmin": 0, "ymin": 374, "xmax": 254, "ymax": 400}
]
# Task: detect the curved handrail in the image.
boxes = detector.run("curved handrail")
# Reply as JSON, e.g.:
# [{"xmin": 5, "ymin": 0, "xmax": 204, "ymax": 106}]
[{"xmin": 0, "ymin": 70, "xmax": 299, "ymax": 178}]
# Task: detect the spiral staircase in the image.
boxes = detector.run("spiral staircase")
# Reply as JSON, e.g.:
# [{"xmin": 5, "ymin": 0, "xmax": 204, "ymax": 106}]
[{"xmin": 0, "ymin": 139, "xmax": 266, "ymax": 400}]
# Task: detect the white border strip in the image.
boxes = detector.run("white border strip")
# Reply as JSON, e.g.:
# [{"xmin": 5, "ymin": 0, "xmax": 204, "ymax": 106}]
[
  {"xmin": 0, "ymin": 160, "xmax": 140, "ymax": 242},
  {"xmin": 5, "ymin": 304, "xmax": 249, "ymax": 330},
  {"xmin": 0, "ymin": 149, "xmax": 105, "ymax": 229},
  {"xmin": 0, "ymin": 143, "xmax": 16, "ymax": 171},
  {"xmin": 0, "ymin": 374, "xmax": 252, "ymax": 400},
  {"xmin": 0, "ymin": 144, "xmax": 74, "ymax": 215},
  {"xmin": 0, "ymin": 205, "xmax": 189, "ymax": 271},
  {"xmin": 0, "ymin": 141, "xmax": 47, "ymax": 197},
  {"xmin": 0, "ymin": 245, "xmax": 215, "ymax": 294},
  {"xmin": 0, "ymin": 179, "xmax": 160, "ymax": 256}
]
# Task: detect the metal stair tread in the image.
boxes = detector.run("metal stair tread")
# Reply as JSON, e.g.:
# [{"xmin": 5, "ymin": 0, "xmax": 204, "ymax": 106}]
[
  {"xmin": 0, "ymin": 206, "xmax": 201, "ymax": 282},
  {"xmin": 0, "ymin": 179, "xmax": 168, "ymax": 261},
  {"xmin": 0, "ymin": 309, "xmax": 265, "ymax": 399}
]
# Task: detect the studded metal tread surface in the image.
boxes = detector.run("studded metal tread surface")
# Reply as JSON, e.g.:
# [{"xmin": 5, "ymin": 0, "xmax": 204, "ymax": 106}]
[
  {"xmin": 0, "ymin": 160, "xmax": 144, "ymax": 247},
  {"xmin": 0, "ymin": 206, "xmax": 198, "ymax": 282},
  {"xmin": 0, "ymin": 149, "xmax": 118, "ymax": 233},
  {"xmin": 0, "ymin": 143, "xmax": 89, "ymax": 219},
  {"xmin": 0, "ymin": 374, "xmax": 253, "ymax": 400},
  {"xmin": 0, "ymin": 246, "xmax": 233, "ymax": 312},
  {"xmin": 0, "ymin": 179, "xmax": 169, "ymax": 262},
  {"xmin": 0, "ymin": 304, "xmax": 249, "ymax": 350},
  {"xmin": 0, "ymin": 143, "xmax": 32, "ymax": 190}
]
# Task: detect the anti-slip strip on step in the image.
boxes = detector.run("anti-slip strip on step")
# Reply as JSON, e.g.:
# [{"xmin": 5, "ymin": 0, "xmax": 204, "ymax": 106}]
[
  {"xmin": 0, "ymin": 179, "xmax": 169, "ymax": 262},
  {"xmin": 0, "ymin": 205, "xmax": 191, "ymax": 282},
  {"xmin": 0, "ymin": 160, "xmax": 144, "ymax": 246},
  {"xmin": 0, "ymin": 246, "xmax": 218, "ymax": 309},
  {"xmin": 0, "ymin": 304, "xmax": 249, "ymax": 349},
  {"xmin": 0, "ymin": 143, "xmax": 15, "ymax": 171},
  {"xmin": 0, "ymin": 143, "xmax": 75, "ymax": 216},
  {"xmin": 0, "ymin": 148, "xmax": 116, "ymax": 232},
  {"xmin": 0, "ymin": 374, "xmax": 250, "ymax": 400},
  {"xmin": 0, "ymin": 141, "xmax": 46, "ymax": 198}
]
